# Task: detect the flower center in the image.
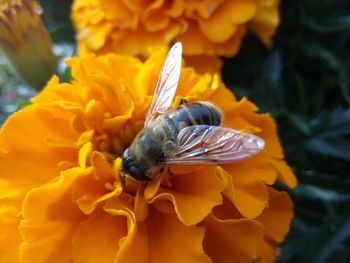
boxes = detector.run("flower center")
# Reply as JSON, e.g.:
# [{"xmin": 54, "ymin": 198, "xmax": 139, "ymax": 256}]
[{"xmin": 91, "ymin": 122, "xmax": 142, "ymax": 160}]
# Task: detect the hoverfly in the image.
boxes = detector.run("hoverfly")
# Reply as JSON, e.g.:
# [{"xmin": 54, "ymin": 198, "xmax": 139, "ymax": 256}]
[{"xmin": 121, "ymin": 42, "xmax": 264, "ymax": 183}]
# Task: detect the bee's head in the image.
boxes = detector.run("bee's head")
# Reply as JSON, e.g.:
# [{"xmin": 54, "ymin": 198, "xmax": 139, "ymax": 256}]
[{"xmin": 121, "ymin": 148, "xmax": 151, "ymax": 182}]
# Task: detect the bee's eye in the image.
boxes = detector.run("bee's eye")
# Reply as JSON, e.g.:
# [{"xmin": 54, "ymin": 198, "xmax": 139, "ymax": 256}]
[
  {"xmin": 129, "ymin": 164, "xmax": 147, "ymax": 181},
  {"xmin": 122, "ymin": 148, "xmax": 130, "ymax": 161},
  {"xmin": 121, "ymin": 148, "xmax": 150, "ymax": 182},
  {"xmin": 121, "ymin": 148, "xmax": 131, "ymax": 171}
]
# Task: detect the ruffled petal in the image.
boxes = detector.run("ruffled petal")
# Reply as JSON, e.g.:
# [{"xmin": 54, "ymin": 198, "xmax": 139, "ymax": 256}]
[
  {"xmin": 0, "ymin": 180, "xmax": 22, "ymax": 262},
  {"xmin": 253, "ymin": 239, "xmax": 278, "ymax": 263},
  {"xmin": 256, "ymin": 188, "xmax": 293, "ymax": 243},
  {"xmin": 270, "ymin": 159, "xmax": 297, "ymax": 188},
  {"xmin": 163, "ymin": 0, "xmax": 184, "ymax": 17},
  {"xmin": 99, "ymin": 0, "xmax": 137, "ymax": 28},
  {"xmin": 143, "ymin": 10, "xmax": 170, "ymax": 32},
  {"xmin": 183, "ymin": 55, "xmax": 223, "ymax": 74},
  {"xmin": 72, "ymin": 210, "xmax": 127, "ymax": 263},
  {"xmin": 219, "ymin": 156, "xmax": 277, "ymax": 219},
  {"xmin": 32, "ymin": 76, "xmax": 80, "ymax": 104},
  {"xmin": 72, "ymin": 152, "xmax": 122, "ymax": 214},
  {"xmin": 202, "ymin": 213, "xmax": 264, "ymax": 263},
  {"xmin": 180, "ymin": 20, "xmax": 246, "ymax": 56},
  {"xmin": 222, "ymin": 156, "xmax": 277, "ymax": 186},
  {"xmin": 0, "ymin": 105, "xmax": 81, "ymax": 260},
  {"xmin": 104, "ymin": 195, "xmax": 148, "ymax": 263},
  {"xmin": 148, "ymin": 165, "xmax": 225, "ymax": 225},
  {"xmin": 233, "ymin": 180, "xmax": 268, "ymax": 219},
  {"xmin": 249, "ymin": 0, "xmax": 280, "ymax": 48},
  {"xmin": 238, "ymin": 108, "xmax": 284, "ymax": 159},
  {"xmin": 197, "ymin": 0, "xmax": 256, "ymax": 42},
  {"xmin": 72, "ymin": 0, "xmax": 280, "ymax": 57},
  {"xmin": 111, "ymin": 204, "xmax": 211, "ymax": 263},
  {"xmin": 19, "ymin": 168, "xmax": 86, "ymax": 263}
]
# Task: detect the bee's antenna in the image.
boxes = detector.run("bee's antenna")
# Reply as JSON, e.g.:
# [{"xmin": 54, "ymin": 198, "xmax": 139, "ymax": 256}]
[{"xmin": 120, "ymin": 171, "xmax": 127, "ymax": 191}]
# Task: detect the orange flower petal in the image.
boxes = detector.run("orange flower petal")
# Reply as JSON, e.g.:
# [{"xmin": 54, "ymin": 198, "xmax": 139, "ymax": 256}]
[
  {"xmin": 270, "ymin": 159, "xmax": 297, "ymax": 188},
  {"xmin": 256, "ymin": 188, "xmax": 293, "ymax": 243},
  {"xmin": 219, "ymin": 157, "xmax": 277, "ymax": 219},
  {"xmin": 0, "ymin": 180, "xmax": 22, "ymax": 262},
  {"xmin": 0, "ymin": 105, "xmax": 80, "ymax": 154},
  {"xmin": 202, "ymin": 213, "xmax": 264, "ymax": 262},
  {"xmin": 72, "ymin": 210, "xmax": 127, "ymax": 263},
  {"xmin": 103, "ymin": 23, "xmax": 182, "ymax": 57},
  {"xmin": 0, "ymin": 105, "xmax": 80, "ymax": 254},
  {"xmin": 207, "ymin": 81, "xmax": 237, "ymax": 104},
  {"xmin": 143, "ymin": 10, "xmax": 170, "ymax": 32},
  {"xmin": 253, "ymin": 239, "xmax": 279, "ymax": 263},
  {"xmin": 185, "ymin": 1, "xmax": 221, "ymax": 19},
  {"xmin": 72, "ymin": 0, "xmax": 105, "ymax": 26},
  {"xmin": 183, "ymin": 55, "xmax": 223, "ymax": 74},
  {"xmin": 134, "ymin": 185, "xmax": 149, "ymax": 222},
  {"xmin": 65, "ymin": 55, "xmax": 139, "ymax": 115},
  {"xmin": 78, "ymin": 142, "xmax": 93, "ymax": 168},
  {"xmin": 233, "ymin": 180, "xmax": 268, "ymax": 219},
  {"xmin": 249, "ymin": 0, "xmax": 280, "ymax": 48},
  {"xmin": 72, "ymin": 0, "xmax": 280, "ymax": 58},
  {"xmin": 180, "ymin": 20, "xmax": 246, "ymax": 56},
  {"xmin": 241, "ymin": 111, "xmax": 284, "ymax": 159},
  {"xmin": 0, "ymin": 106, "xmax": 80, "ymax": 260},
  {"xmin": 19, "ymin": 168, "xmax": 85, "ymax": 263},
  {"xmin": 122, "ymin": 0, "xmax": 154, "ymax": 12},
  {"xmin": 115, "ymin": 207, "xmax": 211, "ymax": 263},
  {"xmin": 217, "ymin": 167, "xmax": 235, "ymax": 207},
  {"xmin": 222, "ymin": 156, "xmax": 277, "ymax": 186},
  {"xmin": 32, "ymin": 76, "xmax": 79, "ymax": 104},
  {"xmin": 148, "ymin": 165, "xmax": 225, "ymax": 225},
  {"xmin": 99, "ymin": 0, "xmax": 137, "ymax": 28},
  {"xmin": 197, "ymin": 0, "xmax": 256, "ymax": 42},
  {"xmin": 72, "ymin": 153, "xmax": 122, "ymax": 214},
  {"xmin": 78, "ymin": 22, "xmax": 113, "ymax": 51},
  {"xmin": 104, "ymin": 197, "xmax": 149, "ymax": 263},
  {"xmin": 163, "ymin": 0, "xmax": 184, "ymax": 17}
]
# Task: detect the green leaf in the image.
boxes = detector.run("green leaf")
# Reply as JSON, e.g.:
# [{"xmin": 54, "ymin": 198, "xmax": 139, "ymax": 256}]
[
  {"xmin": 301, "ymin": 42, "xmax": 339, "ymax": 70},
  {"xmin": 307, "ymin": 16, "xmax": 350, "ymax": 33},
  {"xmin": 312, "ymin": 215, "xmax": 350, "ymax": 263},
  {"xmin": 305, "ymin": 138, "xmax": 350, "ymax": 161},
  {"xmin": 339, "ymin": 64, "xmax": 350, "ymax": 106},
  {"xmin": 283, "ymin": 111, "xmax": 311, "ymax": 135}
]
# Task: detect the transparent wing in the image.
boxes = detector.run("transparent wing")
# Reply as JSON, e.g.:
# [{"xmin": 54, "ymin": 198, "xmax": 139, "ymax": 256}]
[
  {"xmin": 165, "ymin": 125, "xmax": 265, "ymax": 164},
  {"xmin": 145, "ymin": 42, "xmax": 182, "ymax": 125}
]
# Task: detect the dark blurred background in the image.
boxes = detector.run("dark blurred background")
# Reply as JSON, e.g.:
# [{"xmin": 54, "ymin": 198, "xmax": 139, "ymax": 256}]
[{"xmin": 0, "ymin": 0, "xmax": 349, "ymax": 262}]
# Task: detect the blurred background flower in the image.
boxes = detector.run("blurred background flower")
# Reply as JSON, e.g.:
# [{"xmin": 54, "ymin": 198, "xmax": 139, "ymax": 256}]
[
  {"xmin": 71, "ymin": 0, "xmax": 280, "ymax": 72},
  {"xmin": 0, "ymin": 0, "xmax": 56, "ymax": 89},
  {"xmin": 0, "ymin": 47, "xmax": 295, "ymax": 262}
]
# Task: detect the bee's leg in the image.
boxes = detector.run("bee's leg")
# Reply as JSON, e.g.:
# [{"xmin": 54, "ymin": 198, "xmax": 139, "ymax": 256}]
[
  {"xmin": 159, "ymin": 167, "xmax": 165, "ymax": 176},
  {"xmin": 120, "ymin": 172, "xmax": 127, "ymax": 191},
  {"xmin": 178, "ymin": 98, "xmax": 188, "ymax": 105},
  {"xmin": 159, "ymin": 166, "xmax": 172, "ymax": 188}
]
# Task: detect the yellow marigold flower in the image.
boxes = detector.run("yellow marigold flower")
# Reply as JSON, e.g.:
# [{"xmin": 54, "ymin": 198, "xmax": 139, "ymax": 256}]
[
  {"xmin": 0, "ymin": 47, "xmax": 296, "ymax": 262},
  {"xmin": 71, "ymin": 0, "xmax": 280, "ymax": 63},
  {"xmin": 0, "ymin": 0, "xmax": 56, "ymax": 89}
]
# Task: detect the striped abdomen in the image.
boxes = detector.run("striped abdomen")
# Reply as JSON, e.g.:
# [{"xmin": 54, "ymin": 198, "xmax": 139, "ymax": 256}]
[{"xmin": 163, "ymin": 102, "xmax": 222, "ymax": 140}]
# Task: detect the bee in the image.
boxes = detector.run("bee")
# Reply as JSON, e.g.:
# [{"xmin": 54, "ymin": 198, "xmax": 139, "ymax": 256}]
[{"xmin": 121, "ymin": 42, "xmax": 265, "ymax": 183}]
